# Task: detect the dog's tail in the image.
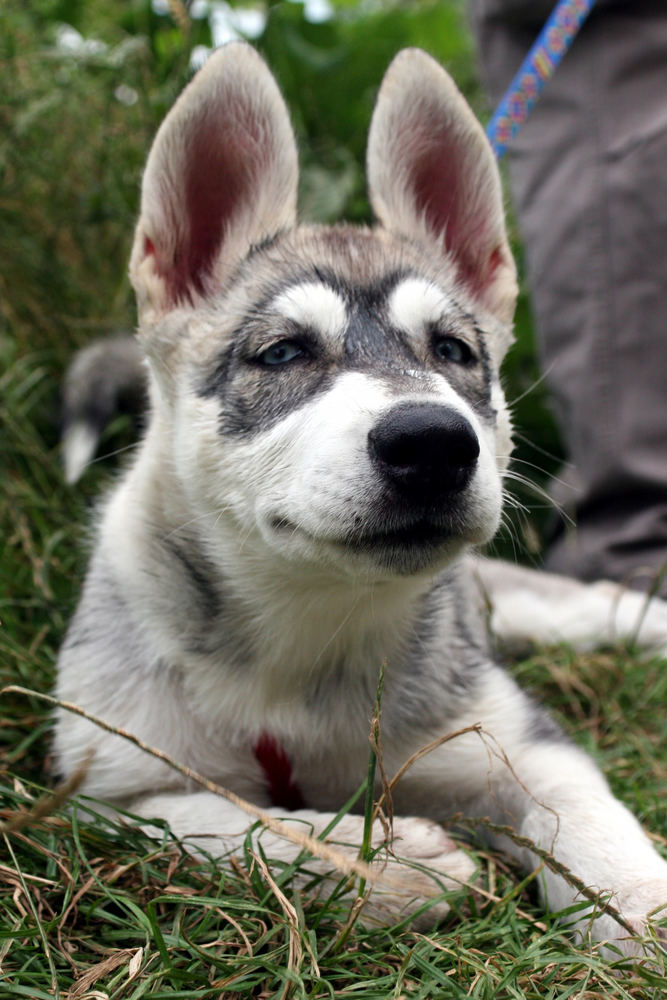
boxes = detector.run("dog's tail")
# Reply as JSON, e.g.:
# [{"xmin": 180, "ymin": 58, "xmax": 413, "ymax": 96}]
[{"xmin": 61, "ymin": 334, "xmax": 147, "ymax": 484}]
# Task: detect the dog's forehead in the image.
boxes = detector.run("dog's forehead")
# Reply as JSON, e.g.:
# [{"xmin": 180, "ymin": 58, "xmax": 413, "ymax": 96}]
[
  {"xmin": 248, "ymin": 224, "xmax": 460, "ymax": 312},
  {"xmin": 269, "ymin": 274, "xmax": 454, "ymax": 324},
  {"xmin": 246, "ymin": 227, "xmax": 470, "ymax": 340}
]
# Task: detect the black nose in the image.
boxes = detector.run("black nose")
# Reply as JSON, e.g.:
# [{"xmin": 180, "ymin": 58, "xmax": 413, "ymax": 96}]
[{"xmin": 368, "ymin": 403, "xmax": 480, "ymax": 502}]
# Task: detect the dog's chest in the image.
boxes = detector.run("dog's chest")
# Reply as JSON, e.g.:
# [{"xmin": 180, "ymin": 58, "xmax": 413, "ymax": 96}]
[{"xmin": 179, "ymin": 642, "xmax": 465, "ymax": 812}]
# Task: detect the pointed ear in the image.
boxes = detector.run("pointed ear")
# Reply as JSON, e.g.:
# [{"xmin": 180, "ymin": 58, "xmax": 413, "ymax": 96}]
[
  {"xmin": 130, "ymin": 43, "xmax": 298, "ymax": 315},
  {"xmin": 367, "ymin": 49, "xmax": 517, "ymax": 324}
]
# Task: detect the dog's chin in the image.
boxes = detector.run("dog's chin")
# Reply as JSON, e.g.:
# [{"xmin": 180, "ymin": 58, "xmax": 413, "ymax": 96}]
[
  {"xmin": 267, "ymin": 515, "xmax": 490, "ymax": 578},
  {"xmin": 345, "ymin": 531, "xmax": 464, "ymax": 576}
]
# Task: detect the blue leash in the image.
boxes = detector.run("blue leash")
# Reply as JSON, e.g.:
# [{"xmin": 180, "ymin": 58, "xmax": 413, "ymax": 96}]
[{"xmin": 486, "ymin": 0, "xmax": 597, "ymax": 159}]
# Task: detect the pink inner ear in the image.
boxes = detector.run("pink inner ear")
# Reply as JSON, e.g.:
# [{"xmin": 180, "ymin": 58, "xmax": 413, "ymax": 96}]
[
  {"xmin": 407, "ymin": 124, "xmax": 496, "ymax": 301},
  {"xmin": 153, "ymin": 107, "xmax": 262, "ymax": 305}
]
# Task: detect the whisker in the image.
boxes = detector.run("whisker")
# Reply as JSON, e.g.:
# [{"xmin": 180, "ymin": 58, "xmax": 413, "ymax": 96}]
[
  {"xmin": 164, "ymin": 509, "xmax": 228, "ymax": 541},
  {"xmin": 509, "ymin": 455, "xmax": 574, "ymax": 492},
  {"xmin": 511, "ymin": 430, "xmax": 565, "ymax": 467},
  {"xmin": 91, "ymin": 439, "xmax": 142, "ymax": 465},
  {"xmin": 503, "ymin": 471, "xmax": 574, "ymax": 528},
  {"xmin": 506, "ymin": 359, "xmax": 556, "ymax": 408}
]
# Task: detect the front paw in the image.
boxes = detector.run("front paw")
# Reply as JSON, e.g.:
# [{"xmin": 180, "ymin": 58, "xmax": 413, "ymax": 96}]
[
  {"xmin": 615, "ymin": 877, "xmax": 667, "ymax": 957},
  {"xmin": 578, "ymin": 876, "xmax": 667, "ymax": 958},
  {"xmin": 345, "ymin": 816, "xmax": 476, "ymax": 931}
]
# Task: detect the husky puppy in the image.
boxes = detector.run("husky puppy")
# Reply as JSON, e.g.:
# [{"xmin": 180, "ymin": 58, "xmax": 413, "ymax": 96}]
[{"xmin": 55, "ymin": 44, "xmax": 667, "ymax": 951}]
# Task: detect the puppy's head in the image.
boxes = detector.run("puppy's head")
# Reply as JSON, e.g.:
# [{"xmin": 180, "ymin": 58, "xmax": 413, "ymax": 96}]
[{"xmin": 130, "ymin": 44, "xmax": 517, "ymax": 580}]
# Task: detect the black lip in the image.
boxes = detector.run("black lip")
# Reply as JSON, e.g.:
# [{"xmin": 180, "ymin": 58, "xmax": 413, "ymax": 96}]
[
  {"xmin": 345, "ymin": 521, "xmax": 451, "ymax": 550},
  {"xmin": 270, "ymin": 515, "xmax": 455, "ymax": 550}
]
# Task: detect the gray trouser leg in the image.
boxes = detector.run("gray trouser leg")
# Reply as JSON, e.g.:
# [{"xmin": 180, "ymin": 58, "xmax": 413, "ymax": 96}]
[{"xmin": 470, "ymin": 0, "xmax": 667, "ymax": 593}]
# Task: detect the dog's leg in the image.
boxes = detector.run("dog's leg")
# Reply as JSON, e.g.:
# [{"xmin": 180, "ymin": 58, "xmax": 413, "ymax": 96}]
[
  {"xmin": 130, "ymin": 791, "xmax": 475, "ymax": 930},
  {"xmin": 472, "ymin": 557, "xmax": 667, "ymax": 656},
  {"xmin": 487, "ymin": 737, "xmax": 667, "ymax": 955},
  {"xmin": 404, "ymin": 668, "xmax": 667, "ymax": 954}
]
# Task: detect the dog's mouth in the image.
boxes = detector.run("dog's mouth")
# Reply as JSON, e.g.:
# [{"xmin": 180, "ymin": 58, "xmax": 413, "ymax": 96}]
[
  {"xmin": 268, "ymin": 512, "xmax": 471, "ymax": 575},
  {"xmin": 345, "ymin": 520, "xmax": 452, "ymax": 550},
  {"xmin": 270, "ymin": 515, "xmax": 454, "ymax": 551}
]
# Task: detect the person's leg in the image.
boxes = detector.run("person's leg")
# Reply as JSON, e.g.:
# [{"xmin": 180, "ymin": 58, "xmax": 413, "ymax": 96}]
[{"xmin": 470, "ymin": 0, "xmax": 667, "ymax": 593}]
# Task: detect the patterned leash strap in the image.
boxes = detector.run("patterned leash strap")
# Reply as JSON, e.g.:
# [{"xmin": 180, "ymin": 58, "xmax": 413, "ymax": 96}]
[{"xmin": 486, "ymin": 0, "xmax": 597, "ymax": 159}]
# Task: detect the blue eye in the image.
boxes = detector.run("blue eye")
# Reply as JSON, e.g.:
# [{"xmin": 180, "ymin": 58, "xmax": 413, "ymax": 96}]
[
  {"xmin": 258, "ymin": 340, "xmax": 304, "ymax": 366},
  {"xmin": 434, "ymin": 336, "xmax": 473, "ymax": 365}
]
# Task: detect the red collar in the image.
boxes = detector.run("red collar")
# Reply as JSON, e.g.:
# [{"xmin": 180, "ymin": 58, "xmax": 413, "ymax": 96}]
[{"xmin": 253, "ymin": 732, "xmax": 305, "ymax": 810}]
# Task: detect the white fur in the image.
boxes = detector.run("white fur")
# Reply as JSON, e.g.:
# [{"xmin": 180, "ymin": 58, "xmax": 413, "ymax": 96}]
[
  {"xmin": 388, "ymin": 277, "xmax": 453, "ymax": 338},
  {"xmin": 62, "ymin": 421, "xmax": 98, "ymax": 484},
  {"xmin": 273, "ymin": 281, "xmax": 348, "ymax": 342},
  {"xmin": 475, "ymin": 558, "xmax": 667, "ymax": 658},
  {"xmin": 55, "ymin": 44, "xmax": 667, "ymax": 955}
]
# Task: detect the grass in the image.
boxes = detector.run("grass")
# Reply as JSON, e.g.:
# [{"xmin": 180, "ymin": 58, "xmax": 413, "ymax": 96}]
[{"xmin": 1, "ymin": 355, "xmax": 666, "ymax": 998}]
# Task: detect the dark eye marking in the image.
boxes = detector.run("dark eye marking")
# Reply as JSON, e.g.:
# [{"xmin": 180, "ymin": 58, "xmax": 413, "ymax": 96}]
[
  {"xmin": 255, "ymin": 339, "xmax": 307, "ymax": 367},
  {"xmin": 432, "ymin": 334, "xmax": 476, "ymax": 367}
]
